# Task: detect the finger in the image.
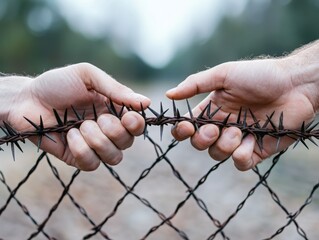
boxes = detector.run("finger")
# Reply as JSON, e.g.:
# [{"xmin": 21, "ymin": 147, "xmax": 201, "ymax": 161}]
[
  {"xmin": 121, "ymin": 111, "xmax": 146, "ymax": 136},
  {"xmin": 208, "ymin": 127, "xmax": 242, "ymax": 161},
  {"xmin": 98, "ymin": 114, "xmax": 134, "ymax": 149},
  {"xmin": 190, "ymin": 124, "xmax": 219, "ymax": 150},
  {"xmin": 76, "ymin": 63, "xmax": 151, "ymax": 110},
  {"xmin": 166, "ymin": 63, "xmax": 229, "ymax": 100},
  {"xmin": 67, "ymin": 128, "xmax": 101, "ymax": 171},
  {"xmin": 79, "ymin": 120, "xmax": 123, "ymax": 165},
  {"xmin": 171, "ymin": 121, "xmax": 195, "ymax": 141},
  {"xmin": 232, "ymin": 134, "xmax": 257, "ymax": 171},
  {"xmin": 185, "ymin": 94, "xmax": 229, "ymax": 121}
]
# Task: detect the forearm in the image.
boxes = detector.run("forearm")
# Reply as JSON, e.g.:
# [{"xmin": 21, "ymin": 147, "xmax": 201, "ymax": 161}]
[{"xmin": 0, "ymin": 75, "xmax": 32, "ymax": 124}]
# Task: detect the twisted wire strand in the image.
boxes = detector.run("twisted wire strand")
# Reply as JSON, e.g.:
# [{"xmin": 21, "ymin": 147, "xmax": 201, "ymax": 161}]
[
  {"xmin": 1, "ymin": 100, "xmax": 319, "ymax": 239},
  {"xmin": 1, "ymin": 100, "xmax": 318, "ymax": 159}
]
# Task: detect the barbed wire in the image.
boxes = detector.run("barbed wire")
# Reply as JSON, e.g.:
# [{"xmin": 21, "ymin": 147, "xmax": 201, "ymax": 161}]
[
  {"xmin": 0, "ymin": 100, "xmax": 319, "ymax": 239},
  {"xmin": 1, "ymin": 100, "xmax": 319, "ymax": 159}
]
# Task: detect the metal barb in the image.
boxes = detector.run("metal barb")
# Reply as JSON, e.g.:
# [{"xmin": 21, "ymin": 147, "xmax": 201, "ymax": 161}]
[
  {"xmin": 53, "ymin": 109, "xmax": 63, "ymax": 126},
  {"xmin": 278, "ymin": 112, "xmax": 284, "ymax": 130},
  {"xmin": 37, "ymin": 135, "xmax": 43, "ymax": 152},
  {"xmin": 92, "ymin": 104, "xmax": 98, "ymax": 122},
  {"xmin": 118, "ymin": 104, "xmax": 125, "ymax": 118},
  {"xmin": 243, "ymin": 108, "xmax": 248, "ymax": 128},
  {"xmin": 140, "ymin": 103, "xmax": 146, "ymax": 119},
  {"xmin": 81, "ymin": 110, "xmax": 86, "ymax": 120},
  {"xmin": 198, "ymin": 103, "xmax": 210, "ymax": 119},
  {"xmin": 222, "ymin": 113, "xmax": 231, "ymax": 125},
  {"xmin": 209, "ymin": 106, "xmax": 222, "ymax": 119},
  {"xmin": 248, "ymin": 109, "xmax": 261, "ymax": 128},
  {"xmin": 109, "ymin": 99, "xmax": 119, "ymax": 118},
  {"xmin": 206, "ymin": 101, "xmax": 212, "ymax": 118},
  {"xmin": 276, "ymin": 137, "xmax": 281, "ymax": 152},
  {"xmin": 40, "ymin": 116, "xmax": 44, "ymax": 130},
  {"xmin": 266, "ymin": 114, "xmax": 277, "ymax": 131},
  {"xmin": 176, "ymin": 109, "xmax": 181, "ymax": 118},
  {"xmin": 255, "ymin": 135, "xmax": 264, "ymax": 152},
  {"xmin": 3, "ymin": 121, "xmax": 18, "ymax": 136},
  {"xmin": 186, "ymin": 99, "xmax": 193, "ymax": 119},
  {"xmin": 172, "ymin": 100, "xmax": 177, "ymax": 117},
  {"xmin": 301, "ymin": 121, "xmax": 306, "ymax": 133},
  {"xmin": 236, "ymin": 107, "xmax": 242, "ymax": 124},
  {"xmin": 305, "ymin": 120, "xmax": 319, "ymax": 132},
  {"xmin": 148, "ymin": 106, "xmax": 160, "ymax": 117},
  {"xmin": 71, "ymin": 105, "xmax": 82, "ymax": 120},
  {"xmin": 262, "ymin": 111, "xmax": 275, "ymax": 129},
  {"xmin": 63, "ymin": 109, "xmax": 68, "ymax": 125},
  {"xmin": 24, "ymin": 117, "xmax": 39, "ymax": 130},
  {"xmin": 10, "ymin": 142, "xmax": 15, "ymax": 161}
]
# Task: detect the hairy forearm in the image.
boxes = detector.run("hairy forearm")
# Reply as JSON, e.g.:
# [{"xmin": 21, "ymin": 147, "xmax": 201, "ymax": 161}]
[
  {"xmin": 0, "ymin": 76, "xmax": 31, "ymax": 124},
  {"xmin": 285, "ymin": 40, "xmax": 319, "ymax": 111}
]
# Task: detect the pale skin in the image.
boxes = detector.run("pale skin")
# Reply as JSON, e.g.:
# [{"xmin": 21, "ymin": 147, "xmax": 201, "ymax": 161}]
[
  {"xmin": 0, "ymin": 63, "xmax": 150, "ymax": 171},
  {"xmin": 1, "ymin": 42, "xmax": 319, "ymax": 172},
  {"xmin": 166, "ymin": 40, "xmax": 319, "ymax": 171}
]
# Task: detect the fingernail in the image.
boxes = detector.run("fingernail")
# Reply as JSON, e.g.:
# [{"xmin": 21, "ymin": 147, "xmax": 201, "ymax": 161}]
[
  {"xmin": 166, "ymin": 87, "xmax": 177, "ymax": 96},
  {"xmin": 224, "ymin": 128, "xmax": 241, "ymax": 141},
  {"xmin": 123, "ymin": 113, "xmax": 138, "ymax": 129},
  {"xmin": 202, "ymin": 125, "xmax": 216, "ymax": 140},
  {"xmin": 132, "ymin": 93, "xmax": 150, "ymax": 102},
  {"xmin": 98, "ymin": 115, "xmax": 112, "ymax": 128}
]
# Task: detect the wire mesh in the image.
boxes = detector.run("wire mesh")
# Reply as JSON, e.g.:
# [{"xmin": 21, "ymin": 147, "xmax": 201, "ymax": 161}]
[{"xmin": 0, "ymin": 100, "xmax": 319, "ymax": 239}]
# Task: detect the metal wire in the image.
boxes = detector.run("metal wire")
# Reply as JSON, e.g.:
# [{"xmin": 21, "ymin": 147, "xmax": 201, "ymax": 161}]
[{"xmin": 0, "ymin": 100, "xmax": 318, "ymax": 239}]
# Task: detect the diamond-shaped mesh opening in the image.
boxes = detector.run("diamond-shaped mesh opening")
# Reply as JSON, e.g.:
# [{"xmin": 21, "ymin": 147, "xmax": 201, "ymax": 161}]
[{"xmin": 1, "ymin": 101, "xmax": 319, "ymax": 239}]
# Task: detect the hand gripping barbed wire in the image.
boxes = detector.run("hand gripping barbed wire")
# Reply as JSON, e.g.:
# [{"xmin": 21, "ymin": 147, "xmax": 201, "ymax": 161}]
[{"xmin": 1, "ymin": 99, "xmax": 319, "ymax": 160}]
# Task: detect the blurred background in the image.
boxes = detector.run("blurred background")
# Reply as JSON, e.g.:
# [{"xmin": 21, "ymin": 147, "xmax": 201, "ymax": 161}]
[
  {"xmin": 1, "ymin": 0, "xmax": 319, "ymax": 239},
  {"xmin": 0, "ymin": 0, "xmax": 319, "ymax": 82}
]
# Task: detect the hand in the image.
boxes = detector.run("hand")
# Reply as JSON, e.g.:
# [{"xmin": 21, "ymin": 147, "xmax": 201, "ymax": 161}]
[
  {"xmin": 166, "ymin": 57, "xmax": 317, "ymax": 171},
  {"xmin": 6, "ymin": 63, "xmax": 150, "ymax": 171}
]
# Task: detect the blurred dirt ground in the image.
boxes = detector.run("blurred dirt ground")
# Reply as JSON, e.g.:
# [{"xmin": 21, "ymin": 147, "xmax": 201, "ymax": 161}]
[{"xmin": 0, "ymin": 83, "xmax": 319, "ymax": 239}]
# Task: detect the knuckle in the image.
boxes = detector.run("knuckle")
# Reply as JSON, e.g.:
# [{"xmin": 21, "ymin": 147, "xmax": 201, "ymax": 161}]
[
  {"xmin": 172, "ymin": 121, "xmax": 195, "ymax": 141},
  {"xmin": 98, "ymin": 115, "xmax": 126, "ymax": 141},
  {"xmin": 185, "ymin": 73, "xmax": 197, "ymax": 83},
  {"xmin": 77, "ymin": 62, "xmax": 95, "ymax": 72},
  {"xmin": 232, "ymin": 150, "xmax": 250, "ymax": 163},
  {"xmin": 232, "ymin": 152, "xmax": 253, "ymax": 171},
  {"xmin": 106, "ymin": 152, "xmax": 123, "ymax": 166},
  {"xmin": 234, "ymin": 161, "xmax": 251, "ymax": 171},
  {"xmin": 81, "ymin": 119, "xmax": 93, "ymax": 127},
  {"xmin": 72, "ymin": 147, "xmax": 88, "ymax": 160},
  {"xmin": 215, "ymin": 143, "xmax": 234, "ymax": 156},
  {"xmin": 80, "ymin": 160, "xmax": 99, "ymax": 171},
  {"xmin": 208, "ymin": 145, "xmax": 230, "ymax": 161},
  {"xmin": 119, "ymin": 137, "xmax": 134, "ymax": 150},
  {"xmin": 191, "ymin": 137, "xmax": 208, "ymax": 151},
  {"xmin": 91, "ymin": 138, "xmax": 107, "ymax": 151},
  {"xmin": 108, "ymin": 127, "xmax": 126, "ymax": 142},
  {"xmin": 79, "ymin": 159, "xmax": 100, "ymax": 171},
  {"xmin": 192, "ymin": 124, "xmax": 219, "ymax": 150}
]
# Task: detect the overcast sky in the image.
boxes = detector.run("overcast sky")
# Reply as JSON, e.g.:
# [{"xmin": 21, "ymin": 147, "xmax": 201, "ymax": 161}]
[{"xmin": 55, "ymin": 0, "xmax": 248, "ymax": 68}]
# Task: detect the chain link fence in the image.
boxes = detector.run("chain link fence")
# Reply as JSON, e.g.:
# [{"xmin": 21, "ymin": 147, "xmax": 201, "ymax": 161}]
[{"xmin": 0, "ymin": 101, "xmax": 319, "ymax": 239}]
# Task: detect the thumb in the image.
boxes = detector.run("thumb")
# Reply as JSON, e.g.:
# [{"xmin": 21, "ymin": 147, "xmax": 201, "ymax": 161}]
[
  {"xmin": 166, "ymin": 63, "xmax": 228, "ymax": 100},
  {"xmin": 79, "ymin": 63, "xmax": 151, "ymax": 110}
]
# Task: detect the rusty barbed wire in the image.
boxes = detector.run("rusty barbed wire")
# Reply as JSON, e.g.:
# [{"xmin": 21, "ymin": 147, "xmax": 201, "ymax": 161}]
[
  {"xmin": 1, "ymin": 100, "xmax": 319, "ymax": 159},
  {"xmin": 1, "ymin": 100, "xmax": 319, "ymax": 239}
]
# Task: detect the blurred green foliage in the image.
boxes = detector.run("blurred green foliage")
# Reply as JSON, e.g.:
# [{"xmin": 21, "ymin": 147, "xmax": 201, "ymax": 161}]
[
  {"xmin": 0, "ymin": 0, "xmax": 154, "ymax": 79},
  {"xmin": 0, "ymin": 0, "xmax": 319, "ymax": 82},
  {"xmin": 166, "ymin": 0, "xmax": 319, "ymax": 78}
]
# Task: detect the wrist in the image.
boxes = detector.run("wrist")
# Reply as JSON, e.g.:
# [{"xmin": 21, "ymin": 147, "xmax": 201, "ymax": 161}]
[
  {"xmin": 285, "ymin": 44, "xmax": 319, "ymax": 112},
  {"xmin": 0, "ymin": 75, "xmax": 33, "ymax": 125}
]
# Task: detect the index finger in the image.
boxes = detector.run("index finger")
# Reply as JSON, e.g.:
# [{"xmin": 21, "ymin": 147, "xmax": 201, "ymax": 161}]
[
  {"xmin": 166, "ymin": 63, "xmax": 229, "ymax": 100},
  {"xmin": 77, "ymin": 63, "xmax": 151, "ymax": 110}
]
